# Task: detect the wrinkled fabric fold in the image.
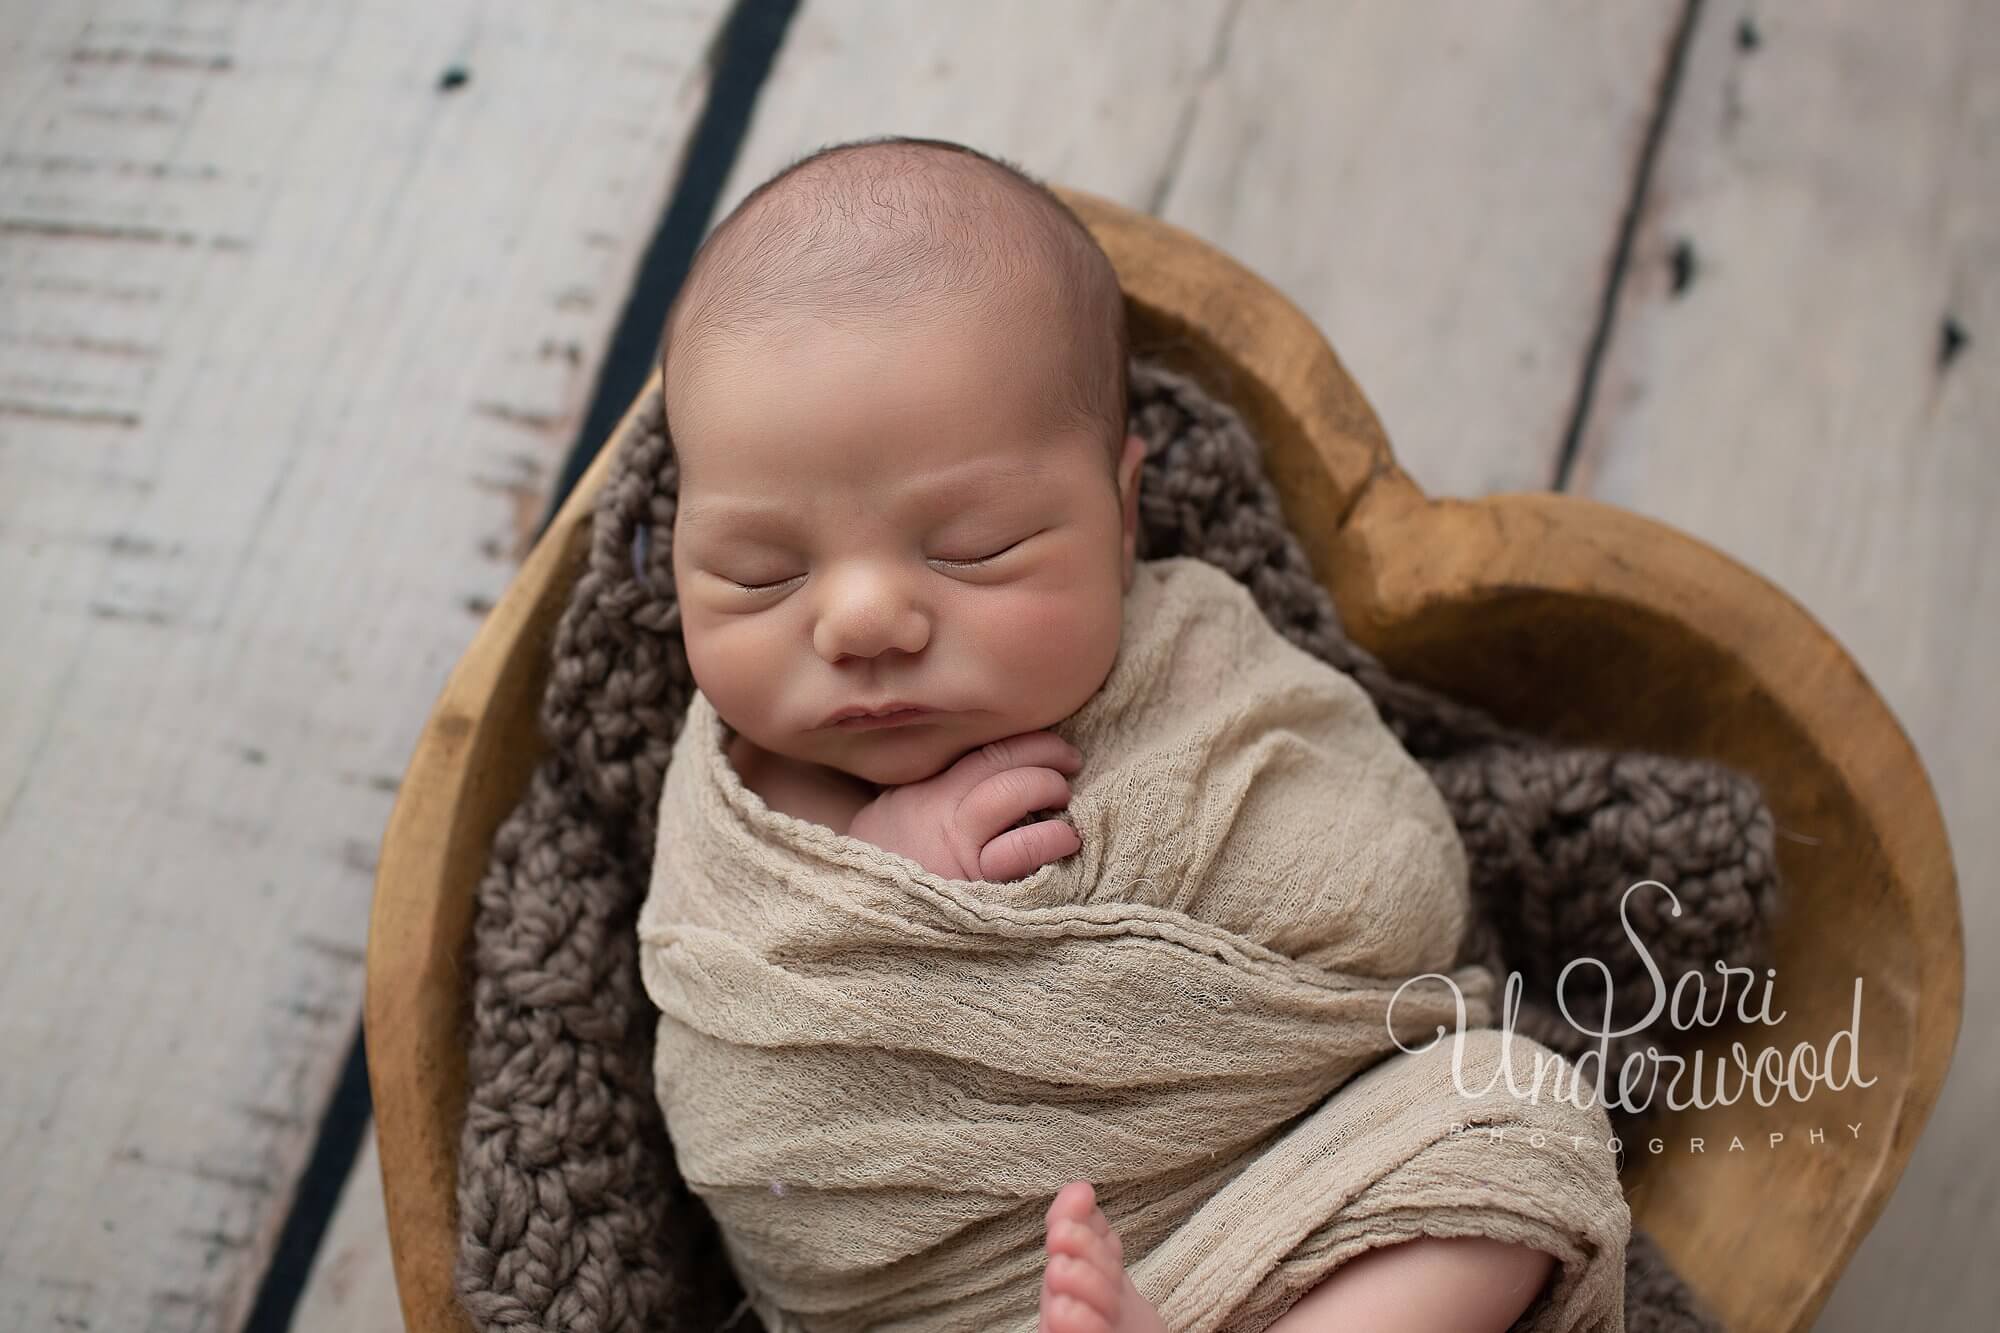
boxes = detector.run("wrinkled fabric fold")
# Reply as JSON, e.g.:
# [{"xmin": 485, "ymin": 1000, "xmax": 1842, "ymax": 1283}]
[{"xmin": 639, "ymin": 556, "xmax": 1628, "ymax": 1332}]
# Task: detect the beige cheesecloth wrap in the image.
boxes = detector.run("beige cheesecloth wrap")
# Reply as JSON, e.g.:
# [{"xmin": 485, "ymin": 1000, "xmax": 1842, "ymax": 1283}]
[{"xmin": 638, "ymin": 555, "xmax": 1630, "ymax": 1333}]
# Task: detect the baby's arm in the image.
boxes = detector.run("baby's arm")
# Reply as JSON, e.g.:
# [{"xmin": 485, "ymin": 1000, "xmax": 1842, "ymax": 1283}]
[{"xmin": 1266, "ymin": 1235, "xmax": 1556, "ymax": 1333}]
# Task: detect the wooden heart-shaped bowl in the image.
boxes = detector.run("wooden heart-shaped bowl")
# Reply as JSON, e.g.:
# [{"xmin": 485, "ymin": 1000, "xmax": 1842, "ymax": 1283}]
[{"xmin": 367, "ymin": 189, "xmax": 1963, "ymax": 1333}]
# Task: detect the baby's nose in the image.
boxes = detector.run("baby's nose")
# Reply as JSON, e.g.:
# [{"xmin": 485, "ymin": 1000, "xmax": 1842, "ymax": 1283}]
[{"xmin": 812, "ymin": 575, "xmax": 931, "ymax": 662}]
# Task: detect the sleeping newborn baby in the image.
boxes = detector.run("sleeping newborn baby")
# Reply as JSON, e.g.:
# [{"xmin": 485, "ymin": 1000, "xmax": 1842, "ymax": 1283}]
[{"xmin": 640, "ymin": 136, "xmax": 1626, "ymax": 1333}]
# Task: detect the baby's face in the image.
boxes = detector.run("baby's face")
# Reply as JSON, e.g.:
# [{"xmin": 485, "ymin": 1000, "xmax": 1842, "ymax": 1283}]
[{"xmin": 669, "ymin": 308, "xmax": 1142, "ymax": 788}]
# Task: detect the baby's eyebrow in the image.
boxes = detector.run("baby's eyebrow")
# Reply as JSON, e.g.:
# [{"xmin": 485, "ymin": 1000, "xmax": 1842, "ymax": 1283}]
[
  {"xmin": 676, "ymin": 495, "xmax": 783, "ymax": 535},
  {"xmin": 677, "ymin": 452, "xmax": 1060, "ymax": 535}
]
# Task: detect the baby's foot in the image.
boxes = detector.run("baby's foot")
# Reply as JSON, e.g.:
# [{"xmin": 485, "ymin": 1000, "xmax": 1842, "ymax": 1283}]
[{"xmin": 1038, "ymin": 1180, "xmax": 1168, "ymax": 1333}]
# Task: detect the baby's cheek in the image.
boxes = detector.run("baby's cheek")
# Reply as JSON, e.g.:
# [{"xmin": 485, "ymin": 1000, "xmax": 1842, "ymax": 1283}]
[
  {"xmin": 996, "ymin": 587, "xmax": 1119, "ymax": 686},
  {"xmin": 684, "ymin": 617, "xmax": 775, "ymax": 718}
]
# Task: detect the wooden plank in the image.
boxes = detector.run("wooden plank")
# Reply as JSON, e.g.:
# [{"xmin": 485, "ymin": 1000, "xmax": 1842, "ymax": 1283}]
[
  {"xmin": 293, "ymin": 1127, "xmax": 403, "ymax": 1333},
  {"xmin": 1568, "ymin": 3, "xmax": 1995, "ymax": 1328},
  {"xmin": 0, "ymin": 1, "xmax": 730, "ymax": 1329},
  {"xmin": 1156, "ymin": 0, "xmax": 1686, "ymax": 500}
]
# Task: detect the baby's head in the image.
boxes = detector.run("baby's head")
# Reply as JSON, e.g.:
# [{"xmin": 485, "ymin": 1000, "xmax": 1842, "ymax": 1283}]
[{"xmin": 664, "ymin": 136, "xmax": 1146, "ymax": 788}]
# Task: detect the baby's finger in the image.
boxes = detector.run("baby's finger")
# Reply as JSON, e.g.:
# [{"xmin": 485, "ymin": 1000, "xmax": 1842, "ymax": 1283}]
[
  {"xmin": 945, "ymin": 731, "xmax": 1082, "ymax": 793},
  {"xmin": 976, "ymin": 818, "xmax": 1080, "ymax": 883},
  {"xmin": 957, "ymin": 765, "xmax": 1073, "ymax": 848}
]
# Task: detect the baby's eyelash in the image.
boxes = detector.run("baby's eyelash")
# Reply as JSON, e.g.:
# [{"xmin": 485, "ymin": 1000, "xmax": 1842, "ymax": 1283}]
[
  {"xmin": 931, "ymin": 539, "xmax": 1024, "ymax": 569},
  {"xmin": 729, "ymin": 573, "xmax": 804, "ymax": 593},
  {"xmin": 723, "ymin": 538, "xmax": 1029, "ymax": 592}
]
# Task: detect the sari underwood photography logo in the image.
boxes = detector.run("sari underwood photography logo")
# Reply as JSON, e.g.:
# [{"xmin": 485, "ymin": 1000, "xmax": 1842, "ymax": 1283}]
[{"xmin": 1387, "ymin": 880, "xmax": 1877, "ymax": 1155}]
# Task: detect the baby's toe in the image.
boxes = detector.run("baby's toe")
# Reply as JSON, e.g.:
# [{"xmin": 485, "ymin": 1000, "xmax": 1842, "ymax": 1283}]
[
  {"xmin": 1042, "ymin": 1291, "xmax": 1112, "ymax": 1333},
  {"xmin": 1092, "ymin": 1211, "xmax": 1123, "ymax": 1264},
  {"xmin": 1049, "ymin": 1217, "xmax": 1116, "ymax": 1268},
  {"xmin": 1046, "ymin": 1180, "xmax": 1098, "ymax": 1232},
  {"xmin": 1044, "ymin": 1252, "xmax": 1121, "ymax": 1327}
]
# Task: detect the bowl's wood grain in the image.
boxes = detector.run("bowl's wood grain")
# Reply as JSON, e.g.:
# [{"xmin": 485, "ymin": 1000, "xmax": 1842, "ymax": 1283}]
[{"xmin": 368, "ymin": 190, "xmax": 1962, "ymax": 1333}]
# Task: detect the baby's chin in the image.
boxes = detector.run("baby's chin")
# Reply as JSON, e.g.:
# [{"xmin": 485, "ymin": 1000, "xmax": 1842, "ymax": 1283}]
[{"xmin": 814, "ymin": 728, "xmax": 964, "ymax": 788}]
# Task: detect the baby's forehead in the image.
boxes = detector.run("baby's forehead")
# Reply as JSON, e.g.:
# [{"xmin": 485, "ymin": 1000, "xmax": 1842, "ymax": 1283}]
[
  {"xmin": 674, "ymin": 319, "xmax": 1079, "ymax": 463},
  {"xmin": 668, "ymin": 269, "xmax": 1082, "ymax": 452}
]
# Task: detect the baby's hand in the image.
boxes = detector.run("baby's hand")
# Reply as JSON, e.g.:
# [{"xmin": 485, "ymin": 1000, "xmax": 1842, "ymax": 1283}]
[{"xmin": 847, "ymin": 731, "xmax": 1083, "ymax": 882}]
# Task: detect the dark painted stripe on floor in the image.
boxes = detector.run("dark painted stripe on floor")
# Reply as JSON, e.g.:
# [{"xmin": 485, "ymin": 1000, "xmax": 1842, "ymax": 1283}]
[
  {"xmin": 541, "ymin": 0, "xmax": 803, "ymax": 535},
  {"xmin": 242, "ymin": 1023, "xmax": 371, "ymax": 1333},
  {"xmin": 1551, "ymin": 0, "xmax": 1704, "ymax": 491},
  {"xmin": 243, "ymin": 3, "xmax": 801, "ymax": 1327}
]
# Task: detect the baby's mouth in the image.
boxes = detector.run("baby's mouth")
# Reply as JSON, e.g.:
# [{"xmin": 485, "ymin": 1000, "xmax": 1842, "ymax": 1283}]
[
  {"xmin": 819, "ymin": 697, "xmax": 938, "ymax": 726},
  {"xmin": 825, "ymin": 707, "xmax": 935, "ymax": 731}
]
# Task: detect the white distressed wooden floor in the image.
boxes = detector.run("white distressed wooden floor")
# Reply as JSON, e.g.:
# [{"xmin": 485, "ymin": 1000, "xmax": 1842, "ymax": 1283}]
[{"xmin": 2, "ymin": 2, "xmax": 1989, "ymax": 1331}]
